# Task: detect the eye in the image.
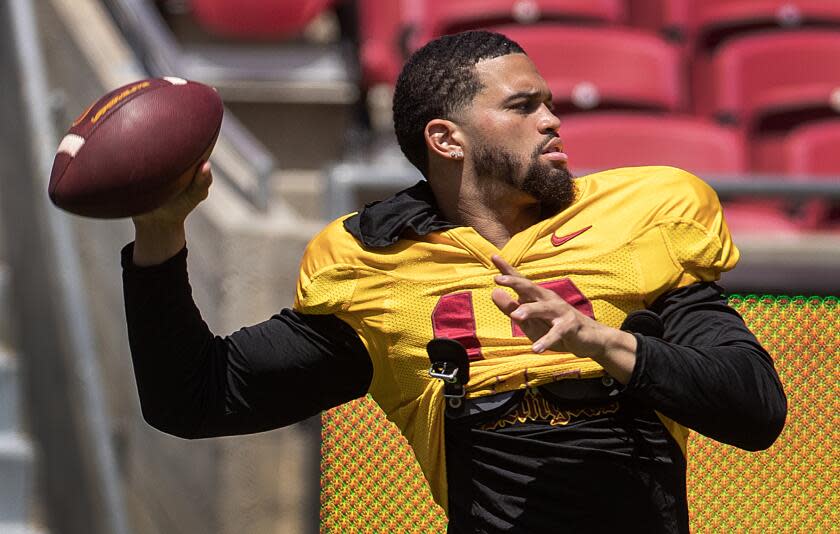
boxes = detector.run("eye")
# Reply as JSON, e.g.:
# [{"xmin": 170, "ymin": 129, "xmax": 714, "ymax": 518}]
[{"xmin": 511, "ymin": 100, "xmax": 539, "ymax": 113}]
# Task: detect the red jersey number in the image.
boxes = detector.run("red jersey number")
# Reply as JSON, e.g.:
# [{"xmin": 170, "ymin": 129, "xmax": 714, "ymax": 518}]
[{"xmin": 431, "ymin": 279, "xmax": 594, "ymax": 361}]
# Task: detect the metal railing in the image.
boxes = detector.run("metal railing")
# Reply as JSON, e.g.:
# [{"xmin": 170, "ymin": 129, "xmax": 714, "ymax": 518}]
[{"xmin": 0, "ymin": 0, "xmax": 131, "ymax": 532}]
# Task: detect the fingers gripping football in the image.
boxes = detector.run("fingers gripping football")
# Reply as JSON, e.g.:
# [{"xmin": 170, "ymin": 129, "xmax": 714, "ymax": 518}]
[{"xmin": 132, "ymin": 161, "xmax": 213, "ymax": 226}]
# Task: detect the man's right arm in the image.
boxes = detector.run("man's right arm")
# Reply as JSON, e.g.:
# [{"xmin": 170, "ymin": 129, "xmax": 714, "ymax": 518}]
[
  {"xmin": 122, "ymin": 243, "xmax": 372, "ymax": 439},
  {"xmin": 123, "ymin": 162, "xmax": 371, "ymax": 439}
]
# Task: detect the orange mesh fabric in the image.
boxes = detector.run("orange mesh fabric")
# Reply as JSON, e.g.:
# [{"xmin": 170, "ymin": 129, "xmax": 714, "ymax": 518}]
[
  {"xmin": 321, "ymin": 295, "xmax": 838, "ymax": 532},
  {"xmin": 686, "ymin": 295, "xmax": 838, "ymax": 532}
]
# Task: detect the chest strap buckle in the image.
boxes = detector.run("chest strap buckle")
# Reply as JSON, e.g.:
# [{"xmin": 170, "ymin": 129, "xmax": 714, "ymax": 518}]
[{"xmin": 427, "ymin": 338, "xmax": 470, "ymax": 411}]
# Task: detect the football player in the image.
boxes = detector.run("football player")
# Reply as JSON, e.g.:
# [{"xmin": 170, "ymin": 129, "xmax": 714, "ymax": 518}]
[{"xmin": 124, "ymin": 30, "xmax": 786, "ymax": 533}]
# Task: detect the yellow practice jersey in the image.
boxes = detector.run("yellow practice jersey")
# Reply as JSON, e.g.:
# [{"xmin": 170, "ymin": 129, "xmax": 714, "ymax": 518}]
[{"xmin": 294, "ymin": 166, "xmax": 739, "ymax": 510}]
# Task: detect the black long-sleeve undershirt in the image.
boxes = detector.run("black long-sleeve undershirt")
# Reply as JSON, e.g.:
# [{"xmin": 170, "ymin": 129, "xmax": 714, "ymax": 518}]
[
  {"xmin": 628, "ymin": 284, "xmax": 787, "ymax": 450},
  {"xmin": 121, "ymin": 243, "xmax": 786, "ymax": 450},
  {"xmin": 121, "ymin": 243, "xmax": 372, "ymax": 439}
]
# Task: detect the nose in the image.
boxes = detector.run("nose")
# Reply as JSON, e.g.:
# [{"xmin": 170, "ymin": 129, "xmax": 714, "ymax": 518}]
[{"xmin": 538, "ymin": 104, "xmax": 561, "ymax": 135}]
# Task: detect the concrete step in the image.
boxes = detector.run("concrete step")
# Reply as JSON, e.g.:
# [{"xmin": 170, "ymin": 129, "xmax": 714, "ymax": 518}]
[
  {"xmin": 0, "ymin": 431, "xmax": 34, "ymax": 522},
  {"xmin": 0, "ymin": 349, "xmax": 18, "ymax": 433}
]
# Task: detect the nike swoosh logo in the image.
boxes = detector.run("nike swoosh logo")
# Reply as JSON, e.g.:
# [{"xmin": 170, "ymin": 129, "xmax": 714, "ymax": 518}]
[{"xmin": 551, "ymin": 225, "xmax": 592, "ymax": 247}]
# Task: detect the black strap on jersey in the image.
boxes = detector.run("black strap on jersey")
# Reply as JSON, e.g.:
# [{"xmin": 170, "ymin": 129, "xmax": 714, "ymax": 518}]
[{"xmin": 427, "ymin": 338, "xmax": 470, "ymax": 417}]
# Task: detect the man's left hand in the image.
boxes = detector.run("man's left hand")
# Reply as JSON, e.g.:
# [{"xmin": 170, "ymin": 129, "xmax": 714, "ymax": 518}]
[{"xmin": 490, "ymin": 255, "xmax": 637, "ymax": 384}]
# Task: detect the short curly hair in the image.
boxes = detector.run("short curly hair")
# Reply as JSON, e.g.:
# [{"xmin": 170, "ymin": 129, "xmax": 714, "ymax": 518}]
[{"xmin": 392, "ymin": 31, "xmax": 525, "ymax": 177}]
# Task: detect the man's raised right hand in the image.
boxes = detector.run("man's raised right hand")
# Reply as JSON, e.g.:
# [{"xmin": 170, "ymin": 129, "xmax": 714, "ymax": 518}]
[{"xmin": 131, "ymin": 161, "xmax": 212, "ymax": 266}]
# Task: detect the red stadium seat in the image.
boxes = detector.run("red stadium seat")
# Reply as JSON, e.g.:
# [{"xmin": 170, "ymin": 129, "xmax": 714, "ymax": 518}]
[
  {"xmin": 358, "ymin": 0, "xmax": 404, "ymax": 86},
  {"xmin": 629, "ymin": 0, "xmax": 693, "ymax": 40},
  {"xmin": 559, "ymin": 112, "xmax": 746, "ymax": 173},
  {"xmin": 693, "ymin": 31, "xmax": 840, "ymax": 129},
  {"xmin": 763, "ymin": 118, "xmax": 840, "ymax": 230},
  {"xmin": 406, "ymin": 0, "xmax": 626, "ymax": 50},
  {"xmin": 782, "ymin": 119, "xmax": 840, "ymax": 177},
  {"xmin": 497, "ymin": 26, "xmax": 684, "ymax": 113},
  {"xmin": 752, "ymin": 120, "xmax": 840, "ymax": 176},
  {"xmin": 629, "ymin": 0, "xmax": 840, "ymax": 49},
  {"xmin": 190, "ymin": 0, "xmax": 335, "ymax": 39},
  {"xmin": 750, "ymin": 133, "xmax": 788, "ymax": 174},
  {"xmin": 691, "ymin": 0, "xmax": 840, "ymax": 49}
]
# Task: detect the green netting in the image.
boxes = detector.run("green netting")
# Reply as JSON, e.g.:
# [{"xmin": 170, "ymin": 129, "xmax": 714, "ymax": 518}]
[{"xmin": 322, "ymin": 296, "xmax": 839, "ymax": 532}]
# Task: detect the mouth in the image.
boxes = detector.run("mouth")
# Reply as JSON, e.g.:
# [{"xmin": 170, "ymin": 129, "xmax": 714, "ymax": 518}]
[{"xmin": 540, "ymin": 138, "xmax": 568, "ymax": 163}]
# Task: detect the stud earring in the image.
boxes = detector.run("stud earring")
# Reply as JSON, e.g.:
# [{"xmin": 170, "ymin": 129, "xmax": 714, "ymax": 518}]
[{"xmin": 450, "ymin": 151, "xmax": 464, "ymax": 159}]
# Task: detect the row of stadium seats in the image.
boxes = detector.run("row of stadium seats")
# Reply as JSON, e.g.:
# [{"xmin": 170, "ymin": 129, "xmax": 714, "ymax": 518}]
[
  {"xmin": 179, "ymin": 1, "xmax": 840, "ymax": 133},
  {"xmin": 363, "ymin": 22, "xmax": 840, "ymax": 130},
  {"xmin": 360, "ymin": 1, "xmax": 840, "ymax": 88},
  {"xmin": 629, "ymin": 0, "xmax": 840, "ymax": 50},
  {"xmin": 561, "ymin": 113, "xmax": 840, "ymax": 177},
  {"xmin": 188, "ymin": 0, "xmax": 840, "ymax": 51}
]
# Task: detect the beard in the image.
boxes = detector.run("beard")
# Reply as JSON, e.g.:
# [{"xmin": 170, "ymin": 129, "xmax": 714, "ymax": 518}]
[{"xmin": 472, "ymin": 133, "xmax": 576, "ymax": 218}]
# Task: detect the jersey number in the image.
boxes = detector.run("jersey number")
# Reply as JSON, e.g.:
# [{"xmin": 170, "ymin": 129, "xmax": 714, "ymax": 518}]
[{"xmin": 430, "ymin": 279, "xmax": 594, "ymax": 361}]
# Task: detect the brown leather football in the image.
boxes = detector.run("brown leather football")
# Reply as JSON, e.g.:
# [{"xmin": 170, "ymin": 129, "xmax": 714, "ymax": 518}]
[{"xmin": 48, "ymin": 77, "xmax": 224, "ymax": 218}]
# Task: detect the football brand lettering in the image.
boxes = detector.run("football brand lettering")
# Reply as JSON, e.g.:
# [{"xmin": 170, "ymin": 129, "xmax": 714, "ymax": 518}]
[
  {"xmin": 91, "ymin": 81, "xmax": 151, "ymax": 124},
  {"xmin": 71, "ymin": 102, "xmax": 96, "ymax": 127}
]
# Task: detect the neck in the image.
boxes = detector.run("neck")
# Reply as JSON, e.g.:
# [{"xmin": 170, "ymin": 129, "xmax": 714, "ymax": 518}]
[{"xmin": 430, "ymin": 175, "xmax": 541, "ymax": 249}]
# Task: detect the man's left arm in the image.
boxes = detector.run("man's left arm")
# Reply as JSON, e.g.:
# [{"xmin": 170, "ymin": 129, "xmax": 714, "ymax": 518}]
[
  {"xmin": 626, "ymin": 281, "xmax": 787, "ymax": 451},
  {"xmin": 491, "ymin": 255, "xmax": 787, "ymax": 452}
]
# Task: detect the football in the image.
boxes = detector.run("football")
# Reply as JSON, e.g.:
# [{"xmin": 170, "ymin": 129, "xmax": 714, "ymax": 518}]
[{"xmin": 48, "ymin": 77, "xmax": 224, "ymax": 218}]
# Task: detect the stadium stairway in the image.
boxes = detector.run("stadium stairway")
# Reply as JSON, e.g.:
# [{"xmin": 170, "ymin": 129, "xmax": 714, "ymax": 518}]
[{"xmin": 0, "ymin": 261, "xmax": 39, "ymax": 533}]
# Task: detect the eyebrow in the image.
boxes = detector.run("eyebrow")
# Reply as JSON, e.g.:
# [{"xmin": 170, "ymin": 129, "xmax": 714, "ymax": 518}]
[{"xmin": 502, "ymin": 89, "xmax": 553, "ymax": 105}]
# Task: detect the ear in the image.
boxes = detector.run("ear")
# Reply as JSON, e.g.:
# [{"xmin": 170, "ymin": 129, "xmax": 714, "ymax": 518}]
[{"xmin": 425, "ymin": 119, "xmax": 465, "ymax": 161}]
